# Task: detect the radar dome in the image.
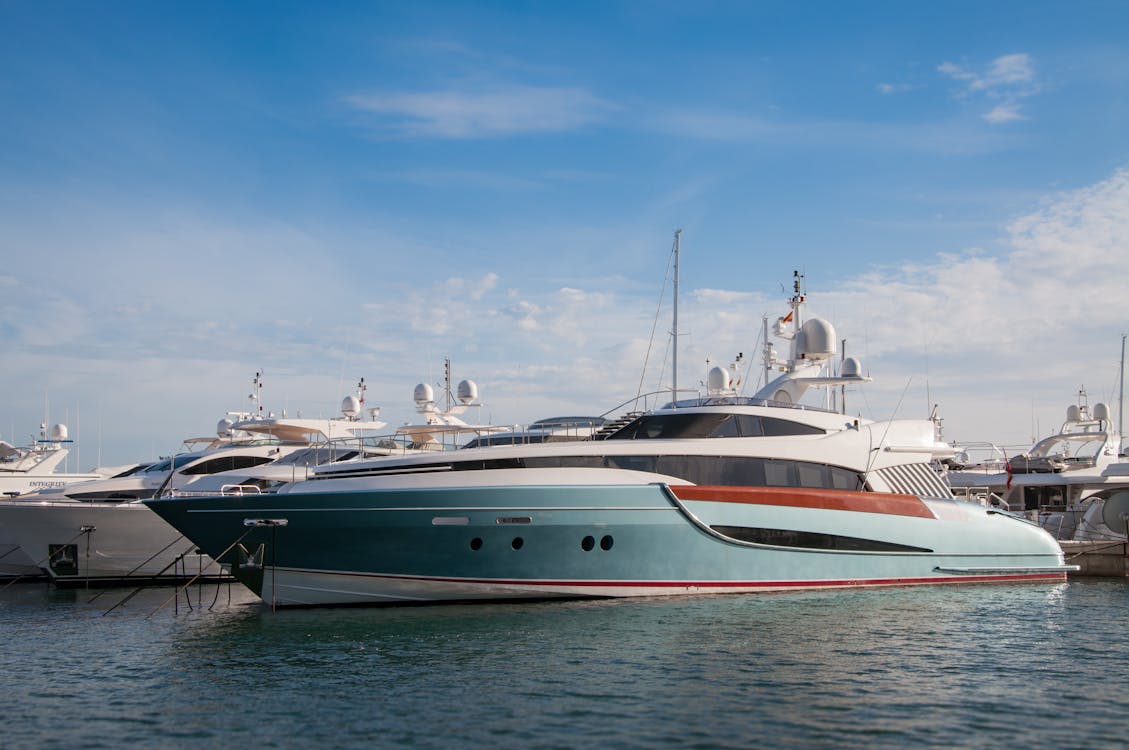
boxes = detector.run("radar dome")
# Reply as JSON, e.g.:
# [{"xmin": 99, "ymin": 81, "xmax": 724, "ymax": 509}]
[
  {"xmin": 707, "ymin": 366, "xmax": 731, "ymax": 393},
  {"xmin": 49, "ymin": 423, "xmax": 68, "ymax": 441},
  {"xmin": 457, "ymin": 379, "xmax": 478, "ymax": 404},
  {"xmin": 1101, "ymin": 490, "xmax": 1129, "ymax": 532},
  {"xmin": 798, "ymin": 318, "xmax": 837, "ymax": 360},
  {"xmin": 1066, "ymin": 404, "xmax": 1081, "ymax": 422},
  {"xmin": 414, "ymin": 383, "xmax": 435, "ymax": 405},
  {"xmin": 341, "ymin": 395, "xmax": 361, "ymax": 418},
  {"xmin": 217, "ymin": 418, "xmax": 235, "ymax": 438},
  {"xmin": 840, "ymin": 357, "xmax": 862, "ymax": 378},
  {"xmin": 1094, "ymin": 402, "xmax": 1111, "ymax": 422}
]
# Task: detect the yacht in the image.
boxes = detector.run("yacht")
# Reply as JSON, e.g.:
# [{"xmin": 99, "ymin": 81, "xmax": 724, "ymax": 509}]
[
  {"xmin": 146, "ymin": 273, "xmax": 1074, "ymax": 607},
  {"xmin": 0, "ymin": 379, "xmax": 389, "ymax": 585},
  {"xmin": 0, "ymin": 422, "xmax": 128, "ymax": 577},
  {"xmin": 0, "ymin": 422, "xmax": 111, "ymax": 497},
  {"xmin": 947, "ymin": 390, "xmax": 1129, "ymax": 540}
]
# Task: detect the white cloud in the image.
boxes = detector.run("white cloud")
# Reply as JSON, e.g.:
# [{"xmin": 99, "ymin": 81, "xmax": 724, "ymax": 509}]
[
  {"xmin": 938, "ymin": 53, "xmax": 1040, "ymax": 124},
  {"xmin": 982, "ymin": 103, "xmax": 1025, "ymax": 124},
  {"xmin": 344, "ymin": 85, "xmax": 612, "ymax": 138},
  {"xmin": 4, "ymin": 164, "xmax": 1128, "ymax": 463},
  {"xmin": 876, "ymin": 83, "xmax": 913, "ymax": 95},
  {"xmin": 982, "ymin": 53, "xmax": 1036, "ymax": 88}
]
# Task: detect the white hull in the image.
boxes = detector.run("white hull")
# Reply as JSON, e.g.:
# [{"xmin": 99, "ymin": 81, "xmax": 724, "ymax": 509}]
[
  {"xmin": 0, "ymin": 472, "xmax": 103, "ymax": 497},
  {"xmin": 0, "ymin": 500, "xmax": 224, "ymax": 583},
  {"xmin": 252, "ymin": 566, "xmax": 1069, "ymax": 608},
  {"xmin": 0, "ymin": 534, "xmax": 42, "ymax": 577},
  {"xmin": 1, "ymin": 470, "xmax": 111, "ymax": 576}
]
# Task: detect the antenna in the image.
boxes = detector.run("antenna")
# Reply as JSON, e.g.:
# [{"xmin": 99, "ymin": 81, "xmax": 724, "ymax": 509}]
[
  {"xmin": 249, "ymin": 370, "xmax": 264, "ymax": 418},
  {"xmin": 671, "ymin": 228, "xmax": 681, "ymax": 406}
]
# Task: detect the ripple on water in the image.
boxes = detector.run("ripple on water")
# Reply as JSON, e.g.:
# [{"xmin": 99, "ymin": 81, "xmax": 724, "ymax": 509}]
[{"xmin": 2, "ymin": 580, "xmax": 1129, "ymax": 748}]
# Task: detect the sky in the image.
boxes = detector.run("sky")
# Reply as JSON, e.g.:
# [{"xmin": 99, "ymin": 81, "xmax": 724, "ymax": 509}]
[{"xmin": 2, "ymin": 1, "xmax": 1128, "ymax": 468}]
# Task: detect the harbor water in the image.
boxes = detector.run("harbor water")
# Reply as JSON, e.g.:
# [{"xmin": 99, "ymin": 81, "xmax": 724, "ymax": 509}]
[{"xmin": 2, "ymin": 579, "xmax": 1127, "ymax": 748}]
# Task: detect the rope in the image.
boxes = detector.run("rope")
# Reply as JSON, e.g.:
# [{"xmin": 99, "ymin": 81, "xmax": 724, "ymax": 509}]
[
  {"xmin": 98, "ymin": 540, "xmax": 227, "ymax": 614},
  {"xmin": 0, "ymin": 544, "xmax": 27, "ymax": 563},
  {"xmin": 861, "ymin": 376, "xmax": 914, "ymax": 488},
  {"xmin": 635, "ymin": 238, "xmax": 677, "ymax": 408},
  {"xmin": 87, "ymin": 534, "xmax": 187, "ymax": 603},
  {"xmin": 101, "ymin": 547, "xmax": 199, "ymax": 616},
  {"xmin": 0, "ymin": 526, "xmax": 95, "ymax": 591},
  {"xmin": 1064, "ymin": 540, "xmax": 1129, "ymax": 560},
  {"xmin": 144, "ymin": 528, "xmax": 254, "ymax": 619}
]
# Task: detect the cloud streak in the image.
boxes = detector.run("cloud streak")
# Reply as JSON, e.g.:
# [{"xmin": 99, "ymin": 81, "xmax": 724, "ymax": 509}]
[{"xmin": 344, "ymin": 85, "xmax": 613, "ymax": 138}]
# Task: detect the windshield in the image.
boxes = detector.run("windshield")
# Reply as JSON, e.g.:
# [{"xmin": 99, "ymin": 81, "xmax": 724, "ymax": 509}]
[
  {"xmin": 1030, "ymin": 434, "xmax": 1108, "ymax": 460},
  {"xmin": 272, "ymin": 447, "xmax": 359, "ymax": 467},
  {"xmin": 606, "ymin": 412, "xmax": 824, "ymax": 440}
]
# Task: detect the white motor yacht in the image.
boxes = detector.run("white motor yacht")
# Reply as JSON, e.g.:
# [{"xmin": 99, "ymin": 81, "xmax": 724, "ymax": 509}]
[
  {"xmin": 0, "ymin": 422, "xmax": 129, "ymax": 577},
  {"xmin": 0, "ymin": 378, "xmax": 389, "ymax": 585},
  {"xmin": 947, "ymin": 389, "xmax": 1129, "ymax": 540}
]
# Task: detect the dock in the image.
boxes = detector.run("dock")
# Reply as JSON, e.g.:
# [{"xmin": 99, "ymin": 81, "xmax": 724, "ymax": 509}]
[{"xmin": 1060, "ymin": 540, "xmax": 1129, "ymax": 577}]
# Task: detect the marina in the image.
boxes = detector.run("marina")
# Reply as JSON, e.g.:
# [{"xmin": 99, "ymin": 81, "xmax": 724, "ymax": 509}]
[
  {"xmin": 3, "ymin": 3, "xmax": 1128, "ymax": 747},
  {"xmin": 2, "ymin": 576, "xmax": 1127, "ymax": 749},
  {"xmin": 3, "ymin": 265, "xmax": 1123, "ymax": 598}
]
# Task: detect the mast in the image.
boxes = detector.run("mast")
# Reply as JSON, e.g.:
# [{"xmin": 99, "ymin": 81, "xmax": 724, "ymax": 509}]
[
  {"xmin": 762, "ymin": 315, "xmax": 771, "ymax": 393},
  {"xmin": 1120, "ymin": 334, "xmax": 1126, "ymax": 442},
  {"xmin": 672, "ymin": 229, "xmax": 681, "ymax": 405}
]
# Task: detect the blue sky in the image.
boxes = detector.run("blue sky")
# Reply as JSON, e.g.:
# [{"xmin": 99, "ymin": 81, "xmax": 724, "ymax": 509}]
[{"xmin": 2, "ymin": 1, "xmax": 1128, "ymax": 466}]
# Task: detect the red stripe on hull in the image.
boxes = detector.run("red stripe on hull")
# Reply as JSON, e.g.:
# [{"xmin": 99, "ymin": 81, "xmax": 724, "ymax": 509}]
[
  {"xmin": 287, "ymin": 569, "xmax": 1067, "ymax": 587},
  {"xmin": 669, "ymin": 485, "xmax": 935, "ymax": 519}
]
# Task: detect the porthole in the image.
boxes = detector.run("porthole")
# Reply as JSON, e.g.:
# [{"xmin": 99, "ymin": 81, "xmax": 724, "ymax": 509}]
[
  {"xmin": 600, "ymin": 535, "xmax": 614, "ymax": 551},
  {"xmin": 511, "ymin": 537, "xmax": 524, "ymax": 550},
  {"xmin": 581, "ymin": 535, "xmax": 595, "ymax": 551},
  {"xmin": 469, "ymin": 537, "xmax": 483, "ymax": 551}
]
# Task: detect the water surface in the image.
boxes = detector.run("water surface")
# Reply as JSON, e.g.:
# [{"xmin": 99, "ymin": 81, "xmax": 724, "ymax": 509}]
[{"xmin": 2, "ymin": 579, "xmax": 1126, "ymax": 748}]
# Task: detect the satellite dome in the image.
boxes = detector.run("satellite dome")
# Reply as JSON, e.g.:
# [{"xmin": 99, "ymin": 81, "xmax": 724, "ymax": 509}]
[
  {"xmin": 1101, "ymin": 490, "xmax": 1129, "ymax": 532},
  {"xmin": 798, "ymin": 318, "xmax": 837, "ymax": 360},
  {"xmin": 48, "ymin": 423, "xmax": 68, "ymax": 441},
  {"xmin": 457, "ymin": 379, "xmax": 479, "ymax": 404},
  {"xmin": 707, "ymin": 366, "xmax": 731, "ymax": 393},
  {"xmin": 414, "ymin": 383, "xmax": 434, "ymax": 405},
  {"xmin": 1094, "ymin": 402, "xmax": 1111, "ymax": 422},
  {"xmin": 1066, "ymin": 404, "xmax": 1081, "ymax": 423},
  {"xmin": 217, "ymin": 418, "xmax": 235, "ymax": 438},
  {"xmin": 840, "ymin": 357, "xmax": 862, "ymax": 378},
  {"xmin": 341, "ymin": 395, "xmax": 361, "ymax": 418}
]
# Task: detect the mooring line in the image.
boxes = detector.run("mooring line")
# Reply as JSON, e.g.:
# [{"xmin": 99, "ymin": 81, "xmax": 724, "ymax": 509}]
[
  {"xmin": 87, "ymin": 534, "xmax": 188, "ymax": 603},
  {"xmin": 144, "ymin": 529, "xmax": 254, "ymax": 619},
  {"xmin": 0, "ymin": 526, "xmax": 95, "ymax": 591}
]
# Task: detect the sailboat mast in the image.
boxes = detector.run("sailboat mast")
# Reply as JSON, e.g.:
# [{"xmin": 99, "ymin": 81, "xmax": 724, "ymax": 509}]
[{"xmin": 672, "ymin": 229, "xmax": 681, "ymax": 405}]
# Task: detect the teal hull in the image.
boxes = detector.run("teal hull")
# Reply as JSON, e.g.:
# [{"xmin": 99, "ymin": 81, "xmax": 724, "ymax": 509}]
[{"xmin": 146, "ymin": 484, "xmax": 1071, "ymax": 607}]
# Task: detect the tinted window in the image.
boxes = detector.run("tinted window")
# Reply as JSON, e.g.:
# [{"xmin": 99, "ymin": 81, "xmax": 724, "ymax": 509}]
[
  {"xmin": 517, "ymin": 454, "xmax": 860, "ymax": 489},
  {"xmin": 607, "ymin": 413, "xmax": 824, "ymax": 440},
  {"xmin": 608, "ymin": 413, "xmax": 733, "ymax": 440},
  {"xmin": 763, "ymin": 460, "xmax": 794, "ymax": 486},
  {"xmin": 179, "ymin": 455, "xmax": 275, "ymax": 476},
  {"xmin": 761, "ymin": 417, "xmax": 824, "ymax": 436},
  {"xmin": 796, "ymin": 462, "xmax": 826, "ymax": 488}
]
